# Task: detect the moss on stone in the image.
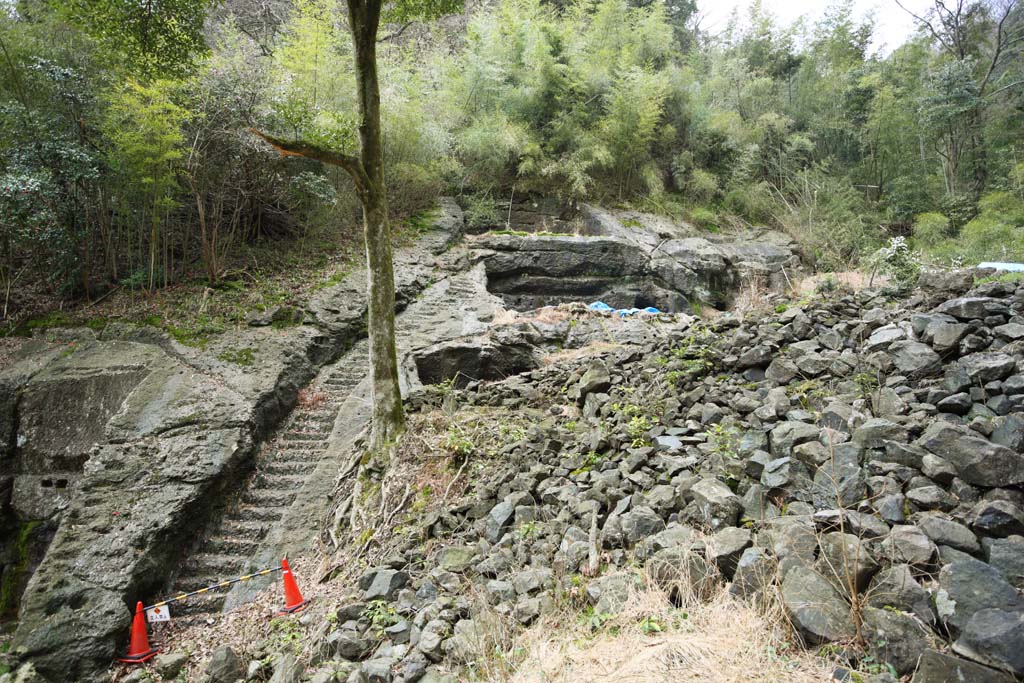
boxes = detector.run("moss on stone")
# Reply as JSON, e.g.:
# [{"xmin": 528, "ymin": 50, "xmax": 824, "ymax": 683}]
[{"xmin": 0, "ymin": 520, "xmax": 41, "ymax": 619}]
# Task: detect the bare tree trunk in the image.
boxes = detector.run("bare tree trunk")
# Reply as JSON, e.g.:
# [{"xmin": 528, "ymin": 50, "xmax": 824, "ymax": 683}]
[
  {"xmin": 350, "ymin": 0, "xmax": 406, "ymax": 454},
  {"xmin": 252, "ymin": 0, "xmax": 406, "ymax": 538}
]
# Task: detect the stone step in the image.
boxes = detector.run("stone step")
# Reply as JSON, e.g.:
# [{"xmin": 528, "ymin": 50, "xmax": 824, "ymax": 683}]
[
  {"xmin": 277, "ymin": 441, "xmax": 329, "ymax": 451},
  {"xmin": 254, "ymin": 472, "xmax": 307, "ymax": 489},
  {"xmin": 262, "ymin": 460, "xmax": 318, "ymax": 476},
  {"xmin": 290, "ymin": 414, "xmax": 336, "ymax": 428},
  {"xmin": 180, "ymin": 552, "xmax": 245, "ymax": 577},
  {"xmin": 204, "ymin": 536, "xmax": 260, "ymax": 555},
  {"xmin": 169, "ymin": 591, "xmax": 226, "ymax": 616},
  {"xmin": 281, "ymin": 431, "xmax": 329, "ymax": 442},
  {"xmin": 227, "ymin": 507, "xmax": 284, "ymax": 523},
  {"xmin": 269, "ymin": 449, "xmax": 323, "ymax": 463},
  {"xmin": 219, "ymin": 518, "xmax": 270, "ymax": 540},
  {"xmin": 242, "ymin": 488, "xmax": 296, "ymax": 507}
]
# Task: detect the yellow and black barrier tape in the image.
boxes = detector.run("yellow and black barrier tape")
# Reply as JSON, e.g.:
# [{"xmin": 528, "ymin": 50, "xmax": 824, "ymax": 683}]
[{"xmin": 143, "ymin": 565, "xmax": 283, "ymax": 612}]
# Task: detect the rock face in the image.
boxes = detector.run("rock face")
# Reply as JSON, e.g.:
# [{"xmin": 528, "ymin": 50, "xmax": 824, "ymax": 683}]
[
  {"xmin": 472, "ymin": 206, "xmax": 799, "ymax": 311},
  {"xmin": 6, "ymin": 198, "xmax": 1024, "ymax": 683},
  {"xmin": 0, "ymin": 202, "xmax": 466, "ymax": 681},
  {"xmin": 292, "ymin": 263, "xmax": 1021, "ymax": 683}
]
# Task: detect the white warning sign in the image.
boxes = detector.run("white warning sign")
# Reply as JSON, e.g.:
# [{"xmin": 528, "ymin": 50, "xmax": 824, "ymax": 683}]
[{"xmin": 146, "ymin": 605, "xmax": 171, "ymax": 623}]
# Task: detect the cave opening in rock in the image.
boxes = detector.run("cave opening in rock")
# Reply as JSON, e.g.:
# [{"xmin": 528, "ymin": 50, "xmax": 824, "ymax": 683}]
[
  {"xmin": 414, "ymin": 340, "xmax": 539, "ymax": 389},
  {"xmin": 484, "ymin": 272, "xmax": 689, "ymax": 312}
]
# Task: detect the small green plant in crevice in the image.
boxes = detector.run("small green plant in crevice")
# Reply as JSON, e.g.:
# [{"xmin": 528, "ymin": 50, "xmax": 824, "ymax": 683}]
[
  {"xmin": 638, "ymin": 615, "xmax": 664, "ymax": 635},
  {"xmin": 570, "ymin": 450, "xmax": 601, "ymax": 476},
  {"xmin": 363, "ymin": 599, "xmax": 399, "ymax": 637},
  {"xmin": 518, "ymin": 520, "xmax": 537, "ymax": 539},
  {"xmin": 626, "ymin": 414, "xmax": 652, "ymax": 447},
  {"xmin": 787, "ymin": 378, "xmax": 828, "ymax": 409},
  {"xmin": 853, "ymin": 372, "xmax": 880, "ymax": 397},
  {"xmin": 444, "ymin": 424, "xmax": 474, "ymax": 457},
  {"xmin": 703, "ymin": 423, "xmax": 739, "ymax": 458},
  {"xmin": 218, "ymin": 347, "xmax": 257, "ymax": 366},
  {"xmin": 498, "ymin": 422, "xmax": 527, "ymax": 443},
  {"xmin": 621, "ymin": 217, "xmax": 643, "ymax": 229},
  {"xmin": 268, "ymin": 616, "xmax": 304, "ymax": 654},
  {"xmin": 410, "ymin": 485, "xmax": 432, "ymax": 514},
  {"xmin": 579, "ymin": 606, "xmax": 616, "ymax": 634}
]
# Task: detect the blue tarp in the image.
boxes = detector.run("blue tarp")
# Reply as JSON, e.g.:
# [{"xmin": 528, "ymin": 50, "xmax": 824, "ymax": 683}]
[
  {"xmin": 978, "ymin": 262, "xmax": 1024, "ymax": 272},
  {"xmin": 588, "ymin": 301, "xmax": 662, "ymax": 317}
]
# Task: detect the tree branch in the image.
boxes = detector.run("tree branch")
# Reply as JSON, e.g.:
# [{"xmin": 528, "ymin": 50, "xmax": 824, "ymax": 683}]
[
  {"xmin": 378, "ymin": 21, "xmax": 414, "ymax": 42},
  {"xmin": 894, "ymin": 0, "xmax": 955, "ymax": 54},
  {"xmin": 249, "ymin": 128, "xmax": 371, "ymax": 197},
  {"xmin": 979, "ymin": 0, "xmax": 1016, "ymax": 94}
]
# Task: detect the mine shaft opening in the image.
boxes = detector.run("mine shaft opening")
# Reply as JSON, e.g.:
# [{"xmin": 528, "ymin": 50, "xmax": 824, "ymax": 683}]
[
  {"xmin": 414, "ymin": 341, "xmax": 539, "ymax": 389},
  {"xmin": 483, "ymin": 272, "xmax": 689, "ymax": 313}
]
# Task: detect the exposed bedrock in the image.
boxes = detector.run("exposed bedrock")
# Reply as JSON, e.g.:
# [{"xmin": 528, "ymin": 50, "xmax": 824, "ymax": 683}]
[
  {"xmin": 472, "ymin": 205, "xmax": 799, "ymax": 311},
  {"xmin": 0, "ymin": 201, "xmax": 465, "ymax": 681}
]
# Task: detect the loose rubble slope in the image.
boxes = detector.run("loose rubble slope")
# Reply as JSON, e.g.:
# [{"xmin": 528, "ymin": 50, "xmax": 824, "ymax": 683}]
[{"xmin": 148, "ymin": 268, "xmax": 1024, "ymax": 683}]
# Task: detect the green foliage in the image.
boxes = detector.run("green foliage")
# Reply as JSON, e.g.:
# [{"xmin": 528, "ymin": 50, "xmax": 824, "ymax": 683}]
[
  {"xmin": 61, "ymin": 0, "xmax": 211, "ymax": 78},
  {"xmin": 450, "ymin": 0, "xmax": 677, "ymax": 199},
  {"xmin": 444, "ymin": 424, "xmax": 474, "ymax": 457},
  {"xmin": 626, "ymin": 414, "xmax": 652, "ymax": 447},
  {"xmin": 926, "ymin": 192, "xmax": 1024, "ymax": 264},
  {"xmin": 868, "ymin": 236, "xmax": 920, "ymax": 288},
  {"xmin": 2, "ymin": 0, "xmax": 1024, "ymax": 321},
  {"xmin": 687, "ymin": 206, "xmax": 719, "ymax": 231},
  {"xmin": 703, "ymin": 423, "xmax": 739, "ymax": 458},
  {"xmin": 362, "ymin": 600, "xmax": 399, "ymax": 636},
  {"xmin": 218, "ymin": 347, "xmax": 257, "ymax": 366},
  {"xmin": 911, "ymin": 212, "xmax": 952, "ymax": 248},
  {"xmin": 975, "ymin": 271, "xmax": 1024, "ymax": 286},
  {"xmin": 686, "ymin": 168, "xmax": 719, "ymax": 202}
]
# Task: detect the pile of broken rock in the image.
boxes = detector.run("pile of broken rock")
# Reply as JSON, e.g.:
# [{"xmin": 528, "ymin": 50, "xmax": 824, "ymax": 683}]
[{"xmin": 165, "ymin": 270, "xmax": 1024, "ymax": 683}]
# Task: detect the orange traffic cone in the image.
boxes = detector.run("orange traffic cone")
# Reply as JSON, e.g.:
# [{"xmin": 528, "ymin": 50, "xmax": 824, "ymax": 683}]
[
  {"xmin": 278, "ymin": 558, "xmax": 310, "ymax": 615},
  {"xmin": 117, "ymin": 602, "xmax": 158, "ymax": 664}
]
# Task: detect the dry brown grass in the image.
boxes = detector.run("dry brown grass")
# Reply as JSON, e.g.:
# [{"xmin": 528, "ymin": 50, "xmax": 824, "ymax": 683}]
[
  {"xmin": 730, "ymin": 274, "xmax": 772, "ymax": 316},
  {"xmin": 0, "ymin": 337, "xmax": 28, "ymax": 371},
  {"xmin": 797, "ymin": 271, "xmax": 890, "ymax": 295},
  {"xmin": 541, "ymin": 341, "xmax": 623, "ymax": 365},
  {"xmin": 508, "ymin": 581, "xmax": 833, "ymax": 683}
]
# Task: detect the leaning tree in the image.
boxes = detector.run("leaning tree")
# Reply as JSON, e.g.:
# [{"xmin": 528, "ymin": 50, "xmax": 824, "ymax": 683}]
[{"xmin": 254, "ymin": 0, "xmax": 459, "ymax": 521}]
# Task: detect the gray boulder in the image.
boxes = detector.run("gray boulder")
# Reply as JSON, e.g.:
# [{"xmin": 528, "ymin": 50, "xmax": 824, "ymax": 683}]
[
  {"xmin": 985, "ymin": 536, "xmax": 1024, "ymax": 588},
  {"xmin": 915, "ymin": 513, "xmax": 981, "ymax": 555},
  {"xmin": 205, "ymin": 646, "xmax": 244, "ymax": 683},
  {"xmin": 969, "ymin": 500, "xmax": 1024, "ymax": 538},
  {"xmin": 912, "ymin": 649, "xmax": 1015, "ymax": 683},
  {"xmin": 889, "ymin": 341, "xmax": 941, "ymax": 378},
  {"xmin": 781, "ymin": 565, "xmax": 854, "ymax": 644},
  {"xmin": 936, "ymin": 558, "xmax": 1024, "ymax": 633},
  {"xmin": 484, "ymin": 500, "xmax": 516, "ymax": 542},
  {"xmin": 620, "ymin": 505, "xmax": 666, "ymax": 546},
  {"xmin": 862, "ymin": 606, "xmax": 938, "ymax": 675},
  {"xmin": 268, "ymin": 653, "xmax": 303, "ymax": 683},
  {"xmin": 955, "ymin": 608, "xmax": 1024, "ymax": 677},
  {"xmin": 688, "ymin": 478, "xmax": 742, "ymax": 530},
  {"xmin": 917, "ymin": 423, "xmax": 1024, "ymax": 487},
  {"xmin": 361, "ymin": 569, "xmax": 410, "ymax": 601},
  {"xmin": 867, "ymin": 564, "xmax": 936, "ymax": 626}
]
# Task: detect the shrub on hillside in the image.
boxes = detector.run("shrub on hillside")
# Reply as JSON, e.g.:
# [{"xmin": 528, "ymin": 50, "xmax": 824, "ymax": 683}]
[
  {"xmin": 722, "ymin": 182, "xmax": 774, "ymax": 224},
  {"xmin": 687, "ymin": 168, "xmax": 719, "ymax": 203},
  {"xmin": 911, "ymin": 212, "xmax": 952, "ymax": 248}
]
